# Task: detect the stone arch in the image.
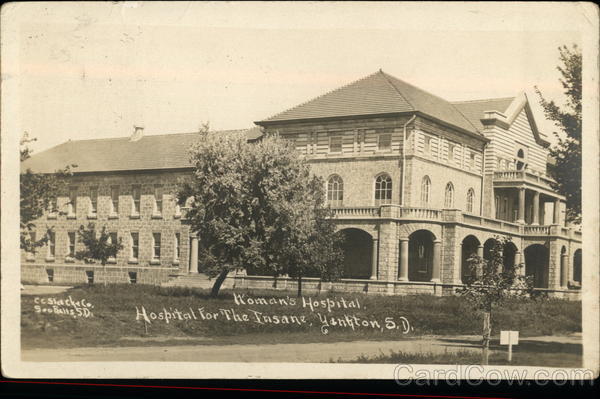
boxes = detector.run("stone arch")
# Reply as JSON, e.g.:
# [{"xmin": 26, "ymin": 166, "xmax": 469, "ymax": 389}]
[
  {"xmin": 338, "ymin": 228, "xmax": 373, "ymax": 279},
  {"xmin": 525, "ymin": 244, "xmax": 549, "ymax": 288},
  {"xmin": 502, "ymin": 241, "xmax": 519, "ymax": 272},
  {"xmin": 573, "ymin": 248, "xmax": 582, "ymax": 284},
  {"xmin": 461, "ymin": 235, "xmax": 480, "ymax": 283},
  {"xmin": 483, "ymin": 238, "xmax": 500, "ymax": 263},
  {"xmin": 398, "ymin": 222, "xmax": 441, "ymax": 241},
  {"xmin": 408, "ymin": 229, "xmax": 435, "ymax": 282}
]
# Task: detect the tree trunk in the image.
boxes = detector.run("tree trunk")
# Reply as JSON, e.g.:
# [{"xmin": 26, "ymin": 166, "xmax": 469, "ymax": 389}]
[
  {"xmin": 210, "ymin": 269, "xmax": 229, "ymax": 298},
  {"xmin": 482, "ymin": 311, "xmax": 491, "ymax": 365},
  {"xmin": 297, "ymin": 275, "xmax": 302, "ymax": 298}
]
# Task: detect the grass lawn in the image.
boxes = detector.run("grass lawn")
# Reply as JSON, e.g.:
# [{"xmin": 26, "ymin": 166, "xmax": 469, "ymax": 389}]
[
  {"xmin": 22, "ymin": 284, "xmax": 581, "ymax": 353},
  {"xmin": 340, "ymin": 344, "xmax": 583, "ymax": 368}
]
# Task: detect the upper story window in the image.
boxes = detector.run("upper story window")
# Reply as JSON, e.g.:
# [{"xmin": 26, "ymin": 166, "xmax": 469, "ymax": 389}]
[
  {"xmin": 421, "ymin": 176, "xmax": 431, "ymax": 206},
  {"xmin": 130, "ymin": 232, "xmax": 139, "ymax": 261},
  {"xmin": 47, "ymin": 231, "xmax": 56, "ymax": 259},
  {"xmin": 68, "ymin": 186, "xmax": 78, "ymax": 216},
  {"xmin": 444, "ymin": 182, "xmax": 454, "ymax": 208},
  {"xmin": 423, "ymin": 136, "xmax": 431, "ymax": 155},
  {"xmin": 469, "ymin": 152, "xmax": 476, "ymax": 168},
  {"xmin": 378, "ymin": 133, "xmax": 392, "ymax": 151},
  {"xmin": 154, "ymin": 185, "xmax": 163, "ymax": 215},
  {"xmin": 110, "ymin": 185, "xmax": 119, "ymax": 215},
  {"xmin": 374, "ymin": 174, "xmax": 392, "ymax": 206},
  {"xmin": 108, "ymin": 232, "xmax": 118, "ymax": 262},
  {"xmin": 89, "ymin": 186, "xmax": 98, "ymax": 215},
  {"xmin": 516, "ymin": 148, "xmax": 527, "ymax": 170},
  {"xmin": 329, "ymin": 136, "xmax": 342, "ymax": 153},
  {"xmin": 132, "ymin": 185, "xmax": 141, "ymax": 215},
  {"xmin": 448, "ymin": 144, "xmax": 455, "ymax": 161},
  {"xmin": 26, "ymin": 232, "xmax": 36, "ymax": 260},
  {"xmin": 152, "ymin": 233, "xmax": 161, "ymax": 260},
  {"xmin": 467, "ymin": 188, "xmax": 475, "ymax": 213},
  {"xmin": 327, "ymin": 175, "xmax": 344, "ymax": 207},
  {"xmin": 67, "ymin": 232, "xmax": 76, "ymax": 258}
]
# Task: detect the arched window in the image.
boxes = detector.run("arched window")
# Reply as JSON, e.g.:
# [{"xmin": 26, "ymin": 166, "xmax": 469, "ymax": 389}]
[
  {"xmin": 420, "ymin": 176, "xmax": 431, "ymax": 206},
  {"xmin": 374, "ymin": 174, "xmax": 392, "ymax": 205},
  {"xmin": 327, "ymin": 175, "xmax": 344, "ymax": 207},
  {"xmin": 466, "ymin": 188, "xmax": 475, "ymax": 213},
  {"xmin": 444, "ymin": 182, "xmax": 454, "ymax": 208}
]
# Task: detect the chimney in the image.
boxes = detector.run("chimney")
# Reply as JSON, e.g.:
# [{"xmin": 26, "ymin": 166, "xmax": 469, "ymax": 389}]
[{"xmin": 130, "ymin": 125, "xmax": 144, "ymax": 142}]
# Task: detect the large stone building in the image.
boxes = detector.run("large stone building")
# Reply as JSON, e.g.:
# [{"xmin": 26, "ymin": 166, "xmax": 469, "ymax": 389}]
[{"xmin": 21, "ymin": 70, "xmax": 582, "ymax": 298}]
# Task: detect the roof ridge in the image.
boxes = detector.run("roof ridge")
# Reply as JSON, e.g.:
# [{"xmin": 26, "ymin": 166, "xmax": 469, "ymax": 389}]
[
  {"xmin": 381, "ymin": 71, "xmax": 460, "ymax": 106},
  {"xmin": 51, "ymin": 129, "xmax": 249, "ymax": 144},
  {"xmin": 451, "ymin": 96, "xmax": 515, "ymax": 104},
  {"xmin": 378, "ymin": 70, "xmax": 416, "ymax": 112},
  {"xmin": 264, "ymin": 71, "xmax": 383, "ymax": 121},
  {"xmin": 382, "ymin": 71, "xmax": 479, "ymax": 133}
]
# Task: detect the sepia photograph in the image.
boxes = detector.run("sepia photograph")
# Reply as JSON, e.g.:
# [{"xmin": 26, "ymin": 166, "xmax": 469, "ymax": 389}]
[{"xmin": 1, "ymin": 1, "xmax": 598, "ymax": 383}]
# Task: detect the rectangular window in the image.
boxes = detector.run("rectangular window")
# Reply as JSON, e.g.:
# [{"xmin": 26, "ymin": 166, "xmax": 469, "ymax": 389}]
[
  {"xmin": 154, "ymin": 185, "xmax": 163, "ymax": 214},
  {"xmin": 68, "ymin": 186, "xmax": 78, "ymax": 216},
  {"xmin": 130, "ymin": 232, "xmax": 139, "ymax": 260},
  {"xmin": 132, "ymin": 185, "xmax": 141, "ymax": 214},
  {"xmin": 26, "ymin": 232, "xmax": 36, "ymax": 260},
  {"xmin": 108, "ymin": 232, "xmax": 118, "ymax": 262},
  {"xmin": 110, "ymin": 185, "xmax": 119, "ymax": 215},
  {"xmin": 153, "ymin": 233, "xmax": 161, "ymax": 260},
  {"xmin": 174, "ymin": 233, "xmax": 180, "ymax": 261},
  {"xmin": 423, "ymin": 136, "xmax": 431, "ymax": 154},
  {"xmin": 47, "ymin": 231, "xmax": 56, "ymax": 258},
  {"xmin": 46, "ymin": 269, "xmax": 54, "ymax": 283},
  {"xmin": 128, "ymin": 271, "xmax": 137, "ymax": 284},
  {"xmin": 448, "ymin": 144, "xmax": 455, "ymax": 161},
  {"xmin": 86, "ymin": 270, "xmax": 94, "ymax": 284},
  {"xmin": 329, "ymin": 136, "xmax": 342, "ymax": 153},
  {"xmin": 89, "ymin": 186, "xmax": 98, "ymax": 214},
  {"xmin": 470, "ymin": 153, "xmax": 476, "ymax": 168},
  {"xmin": 67, "ymin": 232, "xmax": 76, "ymax": 257},
  {"xmin": 378, "ymin": 133, "xmax": 392, "ymax": 151}
]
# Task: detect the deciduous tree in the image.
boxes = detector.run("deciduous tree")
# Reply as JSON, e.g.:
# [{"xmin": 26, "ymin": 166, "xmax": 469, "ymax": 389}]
[
  {"xmin": 536, "ymin": 44, "xmax": 581, "ymax": 223},
  {"xmin": 20, "ymin": 133, "xmax": 73, "ymax": 252},
  {"xmin": 178, "ymin": 128, "xmax": 344, "ymax": 297},
  {"xmin": 75, "ymin": 223, "xmax": 123, "ymax": 285},
  {"xmin": 458, "ymin": 237, "xmax": 533, "ymax": 365}
]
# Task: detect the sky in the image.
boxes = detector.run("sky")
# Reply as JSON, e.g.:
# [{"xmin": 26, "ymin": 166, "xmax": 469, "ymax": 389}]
[{"xmin": 3, "ymin": 2, "xmax": 588, "ymax": 153}]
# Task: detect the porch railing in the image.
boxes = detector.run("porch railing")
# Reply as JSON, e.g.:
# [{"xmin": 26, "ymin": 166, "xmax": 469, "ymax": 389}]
[{"xmin": 493, "ymin": 170, "xmax": 556, "ymax": 187}]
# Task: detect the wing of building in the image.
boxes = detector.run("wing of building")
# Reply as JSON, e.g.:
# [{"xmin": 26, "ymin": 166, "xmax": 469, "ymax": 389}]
[{"xmin": 21, "ymin": 70, "xmax": 582, "ymax": 298}]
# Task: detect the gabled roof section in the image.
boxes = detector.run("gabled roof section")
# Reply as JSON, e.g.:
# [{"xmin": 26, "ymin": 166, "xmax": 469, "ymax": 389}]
[
  {"xmin": 257, "ymin": 70, "xmax": 480, "ymax": 135},
  {"xmin": 21, "ymin": 128, "xmax": 255, "ymax": 174},
  {"xmin": 454, "ymin": 93, "xmax": 549, "ymax": 146},
  {"xmin": 451, "ymin": 97, "xmax": 515, "ymax": 131}
]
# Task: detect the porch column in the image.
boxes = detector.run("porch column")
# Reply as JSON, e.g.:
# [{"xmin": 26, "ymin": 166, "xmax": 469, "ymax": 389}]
[
  {"xmin": 532, "ymin": 191, "xmax": 540, "ymax": 225},
  {"xmin": 477, "ymin": 245, "xmax": 484, "ymax": 259},
  {"xmin": 553, "ymin": 198, "xmax": 561, "ymax": 225},
  {"xmin": 189, "ymin": 235, "xmax": 198, "ymax": 274},
  {"xmin": 398, "ymin": 238, "xmax": 409, "ymax": 281},
  {"xmin": 514, "ymin": 250, "xmax": 524, "ymax": 275},
  {"xmin": 431, "ymin": 240, "xmax": 441, "ymax": 283},
  {"xmin": 517, "ymin": 187, "xmax": 526, "ymax": 224},
  {"xmin": 370, "ymin": 238, "xmax": 379, "ymax": 280},
  {"xmin": 561, "ymin": 251, "xmax": 569, "ymax": 288}
]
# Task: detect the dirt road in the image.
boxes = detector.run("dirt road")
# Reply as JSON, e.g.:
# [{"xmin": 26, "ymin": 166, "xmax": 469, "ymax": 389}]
[{"xmin": 21, "ymin": 335, "xmax": 580, "ymax": 363}]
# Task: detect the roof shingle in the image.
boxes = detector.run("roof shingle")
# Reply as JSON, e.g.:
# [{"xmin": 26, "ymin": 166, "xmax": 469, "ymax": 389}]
[
  {"xmin": 259, "ymin": 70, "xmax": 480, "ymax": 134},
  {"xmin": 21, "ymin": 129, "xmax": 256, "ymax": 174},
  {"xmin": 451, "ymin": 97, "xmax": 515, "ymax": 131}
]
